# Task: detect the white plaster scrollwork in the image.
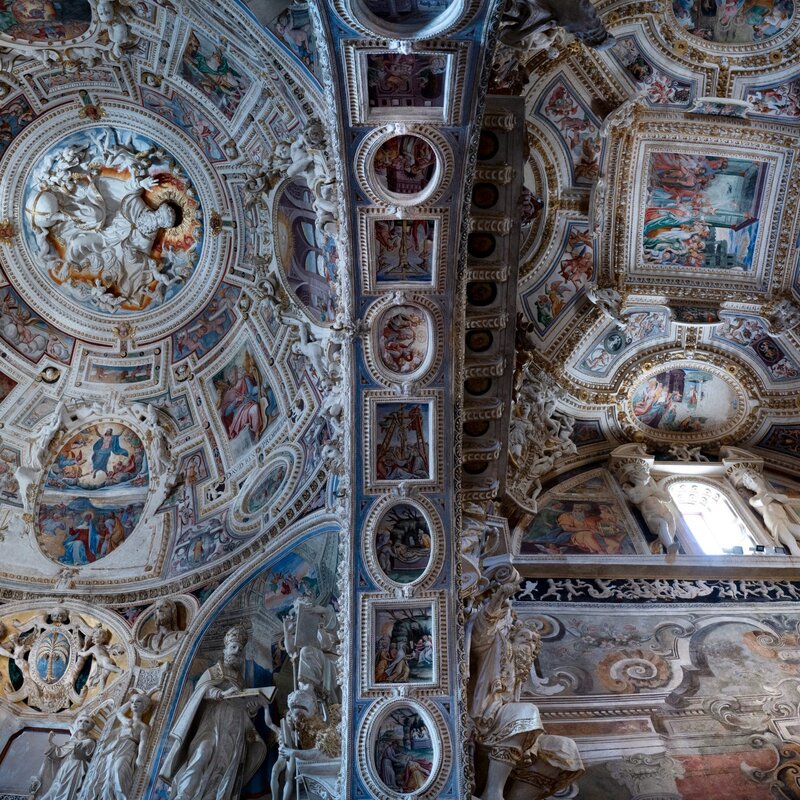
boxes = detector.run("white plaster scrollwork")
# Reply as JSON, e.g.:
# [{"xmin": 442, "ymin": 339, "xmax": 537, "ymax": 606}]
[
  {"xmin": 586, "ymin": 284, "xmax": 627, "ymax": 330},
  {"xmin": 507, "ymin": 362, "xmax": 577, "ymax": 513},
  {"xmin": 763, "ymin": 295, "xmax": 800, "ymax": 337},
  {"xmin": 667, "ymin": 444, "xmax": 709, "ymax": 462},
  {"xmin": 498, "ymin": 0, "xmax": 614, "ymax": 52},
  {"xmin": 610, "ymin": 444, "xmax": 680, "ymax": 553},
  {"xmin": 127, "ymin": 400, "xmax": 177, "ymax": 506}
]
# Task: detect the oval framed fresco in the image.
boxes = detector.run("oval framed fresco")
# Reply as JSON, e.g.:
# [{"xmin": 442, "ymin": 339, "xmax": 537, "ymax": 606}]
[
  {"xmin": 364, "ymin": 296, "xmax": 443, "ymax": 386},
  {"xmin": 625, "ymin": 360, "xmax": 749, "ymax": 443},
  {"xmin": 359, "ymin": 699, "xmax": 450, "ymax": 799},
  {"xmin": 363, "ymin": 496, "xmax": 443, "ymax": 589},
  {"xmin": 342, "ymin": 0, "xmax": 467, "ymax": 40},
  {"xmin": 671, "ymin": 0, "xmax": 794, "ymax": 45},
  {"xmin": 229, "ymin": 447, "xmax": 302, "ymax": 534},
  {"xmin": 0, "ymin": 0, "xmax": 94, "ymax": 45},
  {"xmin": 356, "ymin": 126, "xmax": 452, "ymax": 207},
  {"xmin": 35, "ymin": 422, "xmax": 149, "ymax": 566}
]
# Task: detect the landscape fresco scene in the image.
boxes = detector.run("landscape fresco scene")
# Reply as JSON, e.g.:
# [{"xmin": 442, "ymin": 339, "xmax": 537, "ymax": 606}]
[{"xmin": 643, "ymin": 153, "xmax": 767, "ymax": 270}]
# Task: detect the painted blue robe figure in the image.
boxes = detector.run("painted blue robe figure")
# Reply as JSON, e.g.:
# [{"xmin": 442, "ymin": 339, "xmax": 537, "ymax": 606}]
[{"xmin": 92, "ymin": 429, "xmax": 128, "ymax": 478}]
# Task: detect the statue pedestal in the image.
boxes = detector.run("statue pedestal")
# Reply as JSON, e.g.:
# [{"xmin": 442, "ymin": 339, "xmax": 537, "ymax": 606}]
[{"xmin": 297, "ymin": 758, "xmax": 340, "ymax": 800}]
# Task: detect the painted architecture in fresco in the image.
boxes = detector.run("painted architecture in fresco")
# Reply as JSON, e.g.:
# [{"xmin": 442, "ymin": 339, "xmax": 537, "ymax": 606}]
[{"xmin": 643, "ymin": 153, "xmax": 767, "ymax": 270}]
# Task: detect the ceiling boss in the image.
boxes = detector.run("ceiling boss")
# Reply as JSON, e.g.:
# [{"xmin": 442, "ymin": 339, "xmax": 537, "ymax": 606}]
[{"xmin": 23, "ymin": 126, "xmax": 202, "ymax": 316}]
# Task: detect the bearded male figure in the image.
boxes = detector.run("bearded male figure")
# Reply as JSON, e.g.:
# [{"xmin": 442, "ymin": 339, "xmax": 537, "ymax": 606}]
[{"xmin": 159, "ymin": 626, "xmax": 267, "ymax": 800}]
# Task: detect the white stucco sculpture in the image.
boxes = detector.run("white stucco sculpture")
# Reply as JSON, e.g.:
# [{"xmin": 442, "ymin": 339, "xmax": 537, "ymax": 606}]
[
  {"xmin": 32, "ymin": 716, "xmax": 96, "ymax": 800},
  {"xmin": 739, "ymin": 468, "xmax": 800, "ymax": 555},
  {"xmin": 159, "ymin": 626, "xmax": 268, "ymax": 800}
]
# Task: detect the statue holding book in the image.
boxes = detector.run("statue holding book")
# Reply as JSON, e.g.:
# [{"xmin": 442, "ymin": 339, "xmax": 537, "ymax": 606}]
[{"xmin": 159, "ymin": 625, "xmax": 274, "ymax": 800}]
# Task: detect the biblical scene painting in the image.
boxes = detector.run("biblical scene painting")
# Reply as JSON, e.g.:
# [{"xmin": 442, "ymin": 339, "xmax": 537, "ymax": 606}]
[
  {"xmin": 520, "ymin": 497, "xmax": 638, "ymax": 556},
  {"xmin": 747, "ymin": 77, "xmax": 800, "ymax": 119},
  {"xmin": 212, "ymin": 344, "xmax": 278, "ymax": 461},
  {"xmin": 87, "ymin": 362, "xmax": 152, "ymax": 384},
  {"xmin": 180, "ymin": 29, "xmax": 251, "ymax": 119},
  {"xmin": 253, "ymin": 1, "xmax": 319, "ymax": 73},
  {"xmin": 528, "ymin": 224, "xmax": 594, "ymax": 333},
  {"xmin": 169, "ymin": 513, "xmax": 235, "ymax": 576},
  {"xmin": 672, "ymin": 304, "xmax": 721, "ymax": 324},
  {"xmin": 373, "ymin": 135, "xmax": 437, "ymax": 196},
  {"xmin": 0, "ymin": 287, "xmax": 74, "ymax": 364},
  {"xmin": 275, "ymin": 179, "xmax": 337, "ymax": 324},
  {"xmin": 22, "ymin": 126, "xmax": 202, "ymax": 316},
  {"xmin": 261, "ymin": 548, "xmax": 327, "ymax": 617},
  {"xmin": 631, "ymin": 367, "xmax": 738, "ymax": 434},
  {"xmin": 37, "ymin": 423, "xmax": 148, "ymax": 566},
  {"xmin": 611, "ymin": 36, "xmax": 692, "ymax": 105},
  {"xmin": 366, "ymin": 53, "xmax": 446, "ymax": 111},
  {"xmin": 373, "ymin": 705, "xmax": 435, "ymax": 794},
  {"xmin": 244, "ymin": 461, "xmax": 289, "ymax": 515},
  {"xmin": 578, "ymin": 311, "xmax": 667, "ymax": 375},
  {"xmin": 374, "ymin": 218, "xmax": 436, "ymax": 284},
  {"xmin": 672, "ymin": 0, "xmax": 793, "ymax": 43},
  {"xmin": 172, "ymin": 283, "xmax": 240, "ymax": 362},
  {"xmin": 643, "ymin": 153, "xmax": 767, "ymax": 271},
  {"xmin": 0, "ymin": 95, "xmax": 34, "ymax": 161},
  {"xmin": 538, "ymin": 80, "xmax": 600, "ymax": 185},
  {"xmin": 0, "ymin": 0, "xmax": 91, "ymax": 41},
  {"xmin": 374, "ymin": 402, "xmax": 431, "ymax": 482},
  {"xmin": 375, "ymin": 503, "xmax": 432, "ymax": 584},
  {"xmin": 377, "ymin": 305, "xmax": 430, "ymax": 376},
  {"xmin": 374, "ymin": 606, "xmax": 434, "ymax": 685}
]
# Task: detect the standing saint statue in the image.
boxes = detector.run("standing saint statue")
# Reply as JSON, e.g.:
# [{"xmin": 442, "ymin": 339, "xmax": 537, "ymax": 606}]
[{"xmin": 159, "ymin": 625, "xmax": 268, "ymax": 800}]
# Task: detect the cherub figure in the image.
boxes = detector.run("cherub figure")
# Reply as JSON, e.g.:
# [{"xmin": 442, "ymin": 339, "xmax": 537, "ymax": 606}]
[{"xmin": 77, "ymin": 625, "xmax": 122, "ymax": 690}]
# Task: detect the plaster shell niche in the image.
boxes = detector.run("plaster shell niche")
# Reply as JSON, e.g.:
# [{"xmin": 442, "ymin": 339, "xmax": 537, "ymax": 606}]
[
  {"xmin": 624, "ymin": 359, "xmax": 749, "ymax": 444},
  {"xmin": 1, "ymin": 107, "xmax": 228, "ymax": 345},
  {"xmin": 356, "ymin": 126, "xmax": 453, "ymax": 206}
]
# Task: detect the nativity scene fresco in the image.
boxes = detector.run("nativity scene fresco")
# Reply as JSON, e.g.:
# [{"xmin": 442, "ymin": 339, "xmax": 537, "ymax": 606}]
[
  {"xmin": 642, "ymin": 152, "xmax": 767, "ymax": 271},
  {"xmin": 36, "ymin": 423, "xmax": 148, "ymax": 566}
]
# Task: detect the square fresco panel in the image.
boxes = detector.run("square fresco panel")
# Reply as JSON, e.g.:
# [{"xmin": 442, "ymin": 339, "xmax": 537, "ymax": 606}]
[
  {"xmin": 374, "ymin": 402, "xmax": 432, "ymax": 481},
  {"xmin": 373, "ymin": 605, "xmax": 434, "ymax": 685},
  {"xmin": 180, "ymin": 29, "xmax": 251, "ymax": 119},
  {"xmin": 366, "ymin": 53, "xmax": 447, "ymax": 111},
  {"xmin": 374, "ymin": 218, "xmax": 436, "ymax": 284},
  {"xmin": 643, "ymin": 152, "xmax": 767, "ymax": 270}
]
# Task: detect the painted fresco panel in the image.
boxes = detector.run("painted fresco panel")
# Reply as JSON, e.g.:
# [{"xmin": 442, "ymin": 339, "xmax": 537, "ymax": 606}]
[
  {"xmin": 611, "ymin": 36, "xmax": 692, "ymax": 105},
  {"xmin": 0, "ymin": 369, "xmax": 17, "ymax": 402},
  {"xmin": 377, "ymin": 305, "xmax": 430, "ymax": 376},
  {"xmin": 180, "ymin": 29, "xmax": 251, "ymax": 119},
  {"xmin": 363, "ymin": 0, "xmax": 453, "ymax": 27},
  {"xmin": 372, "ymin": 706, "xmax": 435, "ymax": 793},
  {"xmin": 211, "ymin": 344, "xmax": 278, "ymax": 461},
  {"xmin": 374, "ymin": 503, "xmax": 432, "ymax": 584},
  {"xmin": 366, "ymin": 53, "xmax": 446, "ymax": 110},
  {"xmin": 373, "ymin": 606, "xmax": 434, "ymax": 684},
  {"xmin": 672, "ymin": 0, "xmax": 793, "ymax": 42},
  {"xmin": 525, "ymin": 224, "xmax": 594, "ymax": 333},
  {"xmin": 172, "ymin": 283, "xmax": 239, "ymax": 362},
  {"xmin": 245, "ymin": 462, "xmax": 289, "ymax": 514},
  {"xmin": 0, "ymin": 0, "xmax": 91, "ymax": 41},
  {"xmin": 374, "ymin": 218, "xmax": 436, "ymax": 284},
  {"xmin": 537, "ymin": 80, "xmax": 600, "ymax": 185},
  {"xmin": 0, "ymin": 286, "xmax": 74, "ymax": 363},
  {"xmin": 0, "ymin": 95, "xmax": 34, "ymax": 161},
  {"xmin": 747, "ymin": 77, "xmax": 800, "ymax": 119},
  {"xmin": 715, "ymin": 315, "xmax": 800, "ymax": 379},
  {"xmin": 87, "ymin": 362, "xmax": 152, "ymax": 384},
  {"xmin": 631, "ymin": 367, "xmax": 738, "ymax": 433},
  {"xmin": 643, "ymin": 153, "xmax": 767, "ymax": 271},
  {"xmin": 373, "ymin": 135, "xmax": 437, "ymax": 196},
  {"xmin": 577, "ymin": 311, "xmax": 667, "ymax": 375},
  {"xmin": 374, "ymin": 402, "xmax": 431, "ymax": 481}
]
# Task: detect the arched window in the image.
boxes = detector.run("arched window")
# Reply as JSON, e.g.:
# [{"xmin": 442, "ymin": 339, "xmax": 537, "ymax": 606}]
[{"xmin": 668, "ymin": 480, "xmax": 757, "ymax": 555}]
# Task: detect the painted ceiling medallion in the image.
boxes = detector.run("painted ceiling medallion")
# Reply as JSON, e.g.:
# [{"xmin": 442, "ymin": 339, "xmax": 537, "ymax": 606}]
[
  {"xmin": 36, "ymin": 422, "xmax": 148, "ymax": 566},
  {"xmin": 23, "ymin": 126, "xmax": 202, "ymax": 317},
  {"xmin": 0, "ymin": 0, "xmax": 92, "ymax": 43},
  {"xmin": 626, "ymin": 361, "xmax": 747, "ymax": 442},
  {"xmin": 672, "ymin": 0, "xmax": 793, "ymax": 44}
]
